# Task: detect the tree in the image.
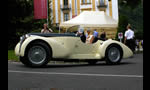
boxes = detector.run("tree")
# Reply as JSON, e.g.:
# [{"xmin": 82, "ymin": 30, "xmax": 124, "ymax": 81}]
[
  {"xmin": 117, "ymin": 0, "xmax": 143, "ymax": 40},
  {"xmin": 8, "ymin": 0, "xmax": 53, "ymax": 49},
  {"xmin": 119, "ymin": 0, "xmax": 141, "ymax": 9}
]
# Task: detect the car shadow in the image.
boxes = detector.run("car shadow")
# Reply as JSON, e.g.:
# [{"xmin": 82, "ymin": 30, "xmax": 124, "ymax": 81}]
[
  {"xmin": 17, "ymin": 61, "xmax": 136, "ymax": 69},
  {"xmin": 40, "ymin": 61, "xmax": 136, "ymax": 68}
]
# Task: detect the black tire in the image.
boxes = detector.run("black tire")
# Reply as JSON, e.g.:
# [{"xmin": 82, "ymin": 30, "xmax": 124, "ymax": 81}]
[
  {"xmin": 105, "ymin": 44, "xmax": 123, "ymax": 65},
  {"xmin": 20, "ymin": 42, "xmax": 52, "ymax": 67}
]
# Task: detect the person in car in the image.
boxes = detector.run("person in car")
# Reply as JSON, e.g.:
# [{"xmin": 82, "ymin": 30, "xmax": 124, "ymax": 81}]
[
  {"xmin": 93, "ymin": 29, "xmax": 99, "ymax": 43},
  {"xmin": 100, "ymin": 29, "xmax": 106, "ymax": 41},
  {"xmin": 86, "ymin": 29, "xmax": 94, "ymax": 44},
  {"xmin": 76, "ymin": 28, "xmax": 86, "ymax": 43}
]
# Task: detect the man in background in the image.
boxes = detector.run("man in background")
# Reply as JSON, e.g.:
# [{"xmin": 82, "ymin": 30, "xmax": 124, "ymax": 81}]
[
  {"xmin": 41, "ymin": 23, "xmax": 53, "ymax": 33},
  {"xmin": 124, "ymin": 24, "xmax": 135, "ymax": 52}
]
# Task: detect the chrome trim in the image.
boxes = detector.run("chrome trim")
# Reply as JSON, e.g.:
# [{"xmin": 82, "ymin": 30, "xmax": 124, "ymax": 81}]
[{"xmin": 19, "ymin": 34, "xmax": 30, "ymax": 53}]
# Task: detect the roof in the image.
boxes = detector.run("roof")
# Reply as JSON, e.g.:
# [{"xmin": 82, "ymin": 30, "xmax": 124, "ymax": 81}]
[{"xmin": 60, "ymin": 11, "xmax": 118, "ymax": 28}]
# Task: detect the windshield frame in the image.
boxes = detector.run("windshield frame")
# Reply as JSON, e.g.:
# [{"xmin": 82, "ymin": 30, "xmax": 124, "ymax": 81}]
[{"xmin": 66, "ymin": 25, "xmax": 81, "ymax": 33}]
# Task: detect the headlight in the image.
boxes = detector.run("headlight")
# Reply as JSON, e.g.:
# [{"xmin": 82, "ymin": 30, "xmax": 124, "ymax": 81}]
[
  {"xmin": 20, "ymin": 35, "xmax": 25, "ymax": 41},
  {"xmin": 25, "ymin": 34, "xmax": 30, "ymax": 38},
  {"xmin": 20, "ymin": 34, "xmax": 30, "ymax": 41},
  {"xmin": 19, "ymin": 34, "xmax": 30, "ymax": 53}
]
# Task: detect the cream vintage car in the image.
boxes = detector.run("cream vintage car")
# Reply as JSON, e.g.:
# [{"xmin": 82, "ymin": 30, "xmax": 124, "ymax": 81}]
[{"xmin": 15, "ymin": 25, "xmax": 133, "ymax": 67}]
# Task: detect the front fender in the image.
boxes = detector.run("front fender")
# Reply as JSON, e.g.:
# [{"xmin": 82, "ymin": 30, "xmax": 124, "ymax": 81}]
[
  {"xmin": 15, "ymin": 36, "xmax": 72, "ymax": 58},
  {"xmin": 15, "ymin": 36, "xmax": 44, "ymax": 57}
]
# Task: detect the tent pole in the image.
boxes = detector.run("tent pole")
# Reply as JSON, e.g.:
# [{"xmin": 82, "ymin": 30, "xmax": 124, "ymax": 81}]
[{"xmin": 47, "ymin": 0, "xmax": 49, "ymax": 27}]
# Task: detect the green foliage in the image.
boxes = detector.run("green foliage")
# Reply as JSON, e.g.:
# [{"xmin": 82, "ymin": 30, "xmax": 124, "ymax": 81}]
[
  {"xmin": 8, "ymin": 0, "xmax": 54, "ymax": 49},
  {"xmin": 117, "ymin": 0, "xmax": 143, "ymax": 40},
  {"xmin": 119, "ymin": 0, "xmax": 141, "ymax": 9},
  {"xmin": 116, "ymin": 15, "xmax": 128, "ymax": 40},
  {"xmin": 8, "ymin": 50, "xmax": 19, "ymax": 61}
]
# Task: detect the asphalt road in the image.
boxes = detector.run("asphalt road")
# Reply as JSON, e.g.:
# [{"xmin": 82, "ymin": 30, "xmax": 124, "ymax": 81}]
[{"xmin": 8, "ymin": 53, "xmax": 143, "ymax": 90}]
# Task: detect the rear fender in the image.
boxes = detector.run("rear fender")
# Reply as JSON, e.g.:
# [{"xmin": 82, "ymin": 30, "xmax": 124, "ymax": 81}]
[
  {"xmin": 99, "ymin": 39, "xmax": 117, "ymax": 58},
  {"xmin": 99, "ymin": 39, "xmax": 133, "ymax": 58}
]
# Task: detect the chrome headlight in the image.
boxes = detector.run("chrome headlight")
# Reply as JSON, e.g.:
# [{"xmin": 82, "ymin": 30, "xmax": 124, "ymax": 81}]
[
  {"xmin": 20, "ymin": 34, "xmax": 30, "ymax": 41},
  {"xmin": 20, "ymin": 35, "xmax": 25, "ymax": 41},
  {"xmin": 25, "ymin": 34, "xmax": 30, "ymax": 38}
]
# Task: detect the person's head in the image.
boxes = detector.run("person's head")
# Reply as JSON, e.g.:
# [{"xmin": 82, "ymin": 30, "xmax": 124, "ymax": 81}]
[
  {"xmin": 78, "ymin": 28, "xmax": 84, "ymax": 35},
  {"xmin": 126, "ymin": 24, "xmax": 131, "ymax": 29},
  {"xmin": 79, "ymin": 27, "xmax": 84, "ymax": 33},
  {"xmin": 87, "ymin": 29, "xmax": 91, "ymax": 35},
  {"xmin": 43, "ymin": 23, "xmax": 48, "ymax": 29},
  {"xmin": 102, "ymin": 29, "xmax": 105, "ymax": 33}
]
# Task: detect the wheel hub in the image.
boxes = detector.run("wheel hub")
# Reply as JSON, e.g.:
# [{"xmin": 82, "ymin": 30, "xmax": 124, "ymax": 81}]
[
  {"xmin": 28, "ymin": 46, "xmax": 46, "ymax": 65},
  {"xmin": 108, "ymin": 47, "xmax": 120, "ymax": 62}
]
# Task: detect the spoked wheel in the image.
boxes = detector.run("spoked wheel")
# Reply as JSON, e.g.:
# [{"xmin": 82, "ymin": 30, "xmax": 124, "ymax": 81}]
[
  {"xmin": 105, "ymin": 44, "xmax": 123, "ymax": 65},
  {"xmin": 20, "ymin": 42, "xmax": 52, "ymax": 67},
  {"xmin": 28, "ymin": 46, "xmax": 47, "ymax": 65}
]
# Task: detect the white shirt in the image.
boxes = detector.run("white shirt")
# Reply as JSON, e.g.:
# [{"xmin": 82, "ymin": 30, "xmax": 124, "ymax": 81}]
[
  {"xmin": 124, "ymin": 29, "xmax": 134, "ymax": 40},
  {"xmin": 86, "ymin": 35, "xmax": 94, "ymax": 44},
  {"xmin": 41, "ymin": 28, "xmax": 53, "ymax": 33}
]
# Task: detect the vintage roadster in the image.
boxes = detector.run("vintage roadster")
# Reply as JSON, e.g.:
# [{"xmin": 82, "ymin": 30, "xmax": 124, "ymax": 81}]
[{"xmin": 15, "ymin": 25, "xmax": 133, "ymax": 67}]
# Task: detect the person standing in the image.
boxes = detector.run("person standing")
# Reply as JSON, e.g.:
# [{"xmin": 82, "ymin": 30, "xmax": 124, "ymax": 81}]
[
  {"xmin": 124, "ymin": 24, "xmax": 135, "ymax": 52},
  {"xmin": 41, "ymin": 23, "xmax": 53, "ymax": 33},
  {"xmin": 93, "ymin": 29, "xmax": 99, "ymax": 43},
  {"xmin": 141, "ymin": 40, "xmax": 143, "ymax": 49},
  {"xmin": 100, "ymin": 29, "xmax": 106, "ymax": 41}
]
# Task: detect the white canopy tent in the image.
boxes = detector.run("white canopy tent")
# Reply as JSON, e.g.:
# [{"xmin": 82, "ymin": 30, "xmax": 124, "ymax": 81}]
[{"xmin": 59, "ymin": 11, "xmax": 118, "ymax": 28}]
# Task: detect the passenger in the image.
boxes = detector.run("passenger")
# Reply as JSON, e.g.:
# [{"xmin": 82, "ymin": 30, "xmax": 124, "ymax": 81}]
[
  {"xmin": 41, "ymin": 23, "xmax": 53, "ymax": 33},
  {"xmin": 100, "ymin": 29, "xmax": 106, "ymax": 41},
  {"xmin": 93, "ymin": 29, "xmax": 99, "ymax": 43},
  {"xmin": 86, "ymin": 29, "xmax": 94, "ymax": 44},
  {"xmin": 76, "ymin": 28, "xmax": 86, "ymax": 43}
]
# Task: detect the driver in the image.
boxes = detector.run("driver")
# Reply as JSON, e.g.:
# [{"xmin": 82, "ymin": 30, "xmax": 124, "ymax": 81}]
[{"xmin": 76, "ymin": 27, "xmax": 86, "ymax": 43}]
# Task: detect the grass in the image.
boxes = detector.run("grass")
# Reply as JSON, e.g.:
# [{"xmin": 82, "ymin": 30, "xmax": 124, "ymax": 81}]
[{"xmin": 8, "ymin": 50, "xmax": 19, "ymax": 62}]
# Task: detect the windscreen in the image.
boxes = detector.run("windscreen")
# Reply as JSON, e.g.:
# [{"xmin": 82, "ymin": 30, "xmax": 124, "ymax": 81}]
[{"xmin": 66, "ymin": 25, "xmax": 80, "ymax": 34}]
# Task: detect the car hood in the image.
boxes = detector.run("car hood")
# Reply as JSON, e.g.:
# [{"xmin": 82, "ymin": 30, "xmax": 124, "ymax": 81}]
[{"xmin": 27, "ymin": 33, "xmax": 77, "ymax": 37}]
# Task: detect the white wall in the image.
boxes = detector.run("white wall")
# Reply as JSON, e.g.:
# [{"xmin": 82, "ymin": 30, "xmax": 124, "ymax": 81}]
[
  {"xmin": 106, "ymin": 0, "xmax": 109, "ymax": 17},
  {"xmin": 112, "ymin": 0, "xmax": 118, "ymax": 21},
  {"xmin": 60, "ymin": 0, "xmax": 63, "ymax": 23},
  {"xmin": 55, "ymin": 0, "xmax": 58, "ymax": 23},
  {"xmin": 69, "ymin": 0, "xmax": 72, "ymax": 20},
  {"xmin": 52, "ymin": 0, "xmax": 119, "ymax": 24}
]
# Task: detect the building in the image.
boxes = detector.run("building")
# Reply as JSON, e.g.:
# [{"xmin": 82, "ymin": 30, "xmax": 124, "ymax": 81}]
[{"xmin": 51, "ymin": 0, "xmax": 118, "ymax": 27}]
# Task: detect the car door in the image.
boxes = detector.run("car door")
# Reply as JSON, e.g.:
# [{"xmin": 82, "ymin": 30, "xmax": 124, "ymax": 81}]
[{"xmin": 73, "ymin": 37, "xmax": 100, "ymax": 59}]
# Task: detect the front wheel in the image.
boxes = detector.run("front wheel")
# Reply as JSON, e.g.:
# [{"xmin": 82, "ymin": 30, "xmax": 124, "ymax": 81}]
[
  {"xmin": 105, "ymin": 44, "xmax": 123, "ymax": 65},
  {"xmin": 20, "ymin": 42, "xmax": 52, "ymax": 67}
]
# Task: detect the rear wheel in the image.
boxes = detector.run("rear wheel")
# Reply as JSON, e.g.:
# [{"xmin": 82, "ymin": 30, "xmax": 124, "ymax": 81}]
[
  {"xmin": 20, "ymin": 42, "xmax": 52, "ymax": 67},
  {"xmin": 105, "ymin": 44, "xmax": 123, "ymax": 65}
]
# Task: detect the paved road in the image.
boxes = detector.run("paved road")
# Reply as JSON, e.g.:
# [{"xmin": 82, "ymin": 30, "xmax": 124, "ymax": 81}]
[{"xmin": 8, "ymin": 53, "xmax": 143, "ymax": 90}]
